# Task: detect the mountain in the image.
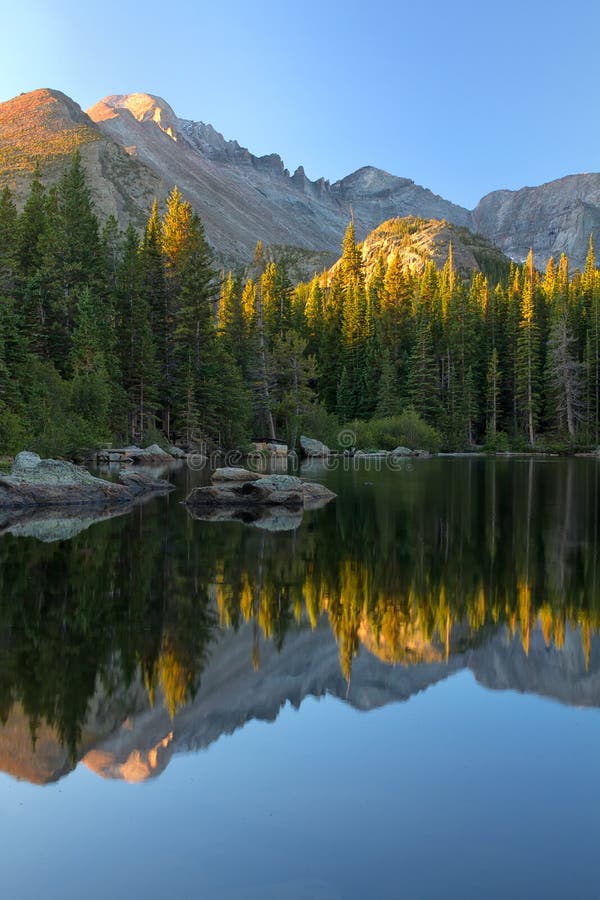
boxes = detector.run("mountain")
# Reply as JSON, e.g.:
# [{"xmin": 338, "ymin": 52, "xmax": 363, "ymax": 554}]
[
  {"xmin": 472, "ymin": 173, "xmax": 600, "ymax": 269},
  {"xmin": 0, "ymin": 88, "xmax": 163, "ymax": 228},
  {"xmin": 86, "ymin": 93, "xmax": 472, "ymax": 266},
  {"xmin": 2, "ymin": 88, "xmax": 600, "ymax": 271},
  {"xmin": 343, "ymin": 216, "xmax": 511, "ymax": 282}
]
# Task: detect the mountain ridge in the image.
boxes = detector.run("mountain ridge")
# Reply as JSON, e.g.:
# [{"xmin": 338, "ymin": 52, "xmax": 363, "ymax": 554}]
[{"xmin": 2, "ymin": 87, "xmax": 600, "ymax": 269}]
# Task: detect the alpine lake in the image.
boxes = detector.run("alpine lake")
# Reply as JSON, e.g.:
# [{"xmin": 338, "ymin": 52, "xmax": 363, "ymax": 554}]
[{"xmin": 1, "ymin": 455, "xmax": 600, "ymax": 900}]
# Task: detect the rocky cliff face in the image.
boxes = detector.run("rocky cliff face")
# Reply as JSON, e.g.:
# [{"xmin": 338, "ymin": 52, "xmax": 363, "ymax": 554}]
[{"xmin": 472, "ymin": 174, "xmax": 600, "ymax": 269}]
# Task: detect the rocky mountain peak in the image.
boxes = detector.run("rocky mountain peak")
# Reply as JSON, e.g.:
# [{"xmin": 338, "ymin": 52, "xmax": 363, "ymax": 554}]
[{"xmin": 89, "ymin": 93, "xmax": 180, "ymax": 141}]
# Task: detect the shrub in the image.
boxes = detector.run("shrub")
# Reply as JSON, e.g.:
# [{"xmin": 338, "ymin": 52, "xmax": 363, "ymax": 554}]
[
  {"xmin": 338, "ymin": 408, "xmax": 442, "ymax": 453},
  {"xmin": 484, "ymin": 430, "xmax": 510, "ymax": 452},
  {"xmin": 299, "ymin": 403, "xmax": 341, "ymax": 449}
]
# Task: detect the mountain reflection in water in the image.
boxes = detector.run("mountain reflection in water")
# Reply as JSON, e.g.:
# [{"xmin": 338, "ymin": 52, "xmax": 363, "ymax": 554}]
[{"xmin": 0, "ymin": 457, "xmax": 598, "ymax": 784}]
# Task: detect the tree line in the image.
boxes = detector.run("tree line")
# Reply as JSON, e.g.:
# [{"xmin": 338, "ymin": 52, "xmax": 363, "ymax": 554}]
[{"xmin": 1, "ymin": 154, "xmax": 600, "ymax": 455}]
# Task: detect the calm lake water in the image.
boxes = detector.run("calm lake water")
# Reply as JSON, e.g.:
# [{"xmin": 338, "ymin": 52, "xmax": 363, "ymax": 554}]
[{"xmin": 1, "ymin": 457, "xmax": 600, "ymax": 899}]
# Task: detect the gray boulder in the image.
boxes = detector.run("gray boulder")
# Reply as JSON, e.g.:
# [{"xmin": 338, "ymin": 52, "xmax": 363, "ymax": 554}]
[
  {"xmin": 0, "ymin": 453, "xmax": 174, "ymax": 510},
  {"xmin": 211, "ymin": 467, "xmax": 261, "ymax": 483},
  {"xmin": 185, "ymin": 473, "xmax": 335, "ymax": 513},
  {"xmin": 389, "ymin": 446, "xmax": 413, "ymax": 457},
  {"xmin": 302, "ymin": 481, "xmax": 337, "ymax": 509},
  {"xmin": 300, "ymin": 435, "xmax": 330, "ymax": 458}
]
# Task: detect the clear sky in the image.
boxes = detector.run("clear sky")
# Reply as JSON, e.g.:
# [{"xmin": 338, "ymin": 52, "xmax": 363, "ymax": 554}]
[{"xmin": 3, "ymin": 0, "xmax": 600, "ymax": 208}]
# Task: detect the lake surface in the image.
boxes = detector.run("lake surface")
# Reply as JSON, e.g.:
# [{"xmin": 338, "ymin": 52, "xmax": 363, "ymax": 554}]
[{"xmin": 1, "ymin": 457, "xmax": 600, "ymax": 899}]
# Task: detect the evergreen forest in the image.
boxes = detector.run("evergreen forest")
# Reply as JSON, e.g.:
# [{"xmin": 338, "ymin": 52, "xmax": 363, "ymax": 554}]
[{"xmin": 1, "ymin": 153, "xmax": 600, "ymax": 457}]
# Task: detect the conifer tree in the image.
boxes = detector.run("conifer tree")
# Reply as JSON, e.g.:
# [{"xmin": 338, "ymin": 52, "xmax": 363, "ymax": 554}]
[
  {"xmin": 375, "ymin": 348, "xmax": 400, "ymax": 418},
  {"xmin": 516, "ymin": 251, "xmax": 541, "ymax": 445},
  {"xmin": 0, "ymin": 187, "xmax": 17, "ymax": 295},
  {"xmin": 140, "ymin": 200, "xmax": 169, "ymax": 431},
  {"xmin": 486, "ymin": 347, "xmax": 502, "ymax": 437},
  {"xmin": 116, "ymin": 225, "xmax": 158, "ymax": 440}
]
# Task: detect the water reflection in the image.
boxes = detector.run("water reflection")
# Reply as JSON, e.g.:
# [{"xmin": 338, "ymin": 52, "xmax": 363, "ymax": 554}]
[{"xmin": 0, "ymin": 457, "xmax": 599, "ymax": 784}]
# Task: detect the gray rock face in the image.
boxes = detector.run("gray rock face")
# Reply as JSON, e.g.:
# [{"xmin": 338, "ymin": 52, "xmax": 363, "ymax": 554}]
[
  {"xmin": 472, "ymin": 173, "xmax": 600, "ymax": 269},
  {"xmin": 300, "ymin": 435, "xmax": 330, "ymax": 458},
  {"xmin": 388, "ymin": 446, "xmax": 431, "ymax": 458},
  {"xmin": 11, "ymin": 452, "xmax": 111, "ymax": 486}
]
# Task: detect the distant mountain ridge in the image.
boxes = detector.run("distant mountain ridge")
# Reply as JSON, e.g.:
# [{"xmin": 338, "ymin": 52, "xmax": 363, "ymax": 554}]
[{"xmin": 1, "ymin": 87, "xmax": 600, "ymax": 269}]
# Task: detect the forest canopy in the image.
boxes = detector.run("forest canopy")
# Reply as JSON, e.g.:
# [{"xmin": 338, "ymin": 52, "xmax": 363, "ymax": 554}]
[{"xmin": 1, "ymin": 154, "xmax": 599, "ymax": 457}]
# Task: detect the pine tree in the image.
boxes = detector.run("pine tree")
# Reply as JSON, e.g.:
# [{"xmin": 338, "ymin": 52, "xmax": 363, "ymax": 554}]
[
  {"xmin": 0, "ymin": 187, "xmax": 18, "ymax": 295},
  {"xmin": 171, "ymin": 211, "xmax": 218, "ymax": 439},
  {"xmin": 269, "ymin": 330, "xmax": 317, "ymax": 447},
  {"xmin": 336, "ymin": 366, "xmax": 353, "ymax": 423},
  {"xmin": 116, "ymin": 225, "xmax": 159, "ymax": 441},
  {"xmin": 546, "ymin": 307, "xmax": 583, "ymax": 439},
  {"xmin": 140, "ymin": 200, "xmax": 169, "ymax": 432},
  {"xmin": 516, "ymin": 252, "xmax": 541, "ymax": 445},
  {"xmin": 486, "ymin": 347, "xmax": 502, "ymax": 437},
  {"xmin": 408, "ymin": 308, "xmax": 440, "ymax": 425},
  {"xmin": 375, "ymin": 348, "xmax": 400, "ymax": 418},
  {"xmin": 69, "ymin": 286, "xmax": 112, "ymax": 438}
]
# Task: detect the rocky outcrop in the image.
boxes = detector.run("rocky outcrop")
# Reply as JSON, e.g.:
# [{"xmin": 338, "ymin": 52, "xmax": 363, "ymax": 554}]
[
  {"xmin": 300, "ymin": 435, "xmax": 331, "ymax": 458},
  {"xmin": 348, "ymin": 216, "xmax": 510, "ymax": 282},
  {"xmin": 389, "ymin": 446, "xmax": 431, "ymax": 458},
  {"xmin": 0, "ymin": 452, "xmax": 174, "ymax": 510},
  {"xmin": 97, "ymin": 444, "xmax": 180, "ymax": 464}
]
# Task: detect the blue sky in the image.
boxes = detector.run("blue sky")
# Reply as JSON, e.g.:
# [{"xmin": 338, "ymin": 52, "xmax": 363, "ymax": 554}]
[{"xmin": 3, "ymin": 0, "xmax": 600, "ymax": 208}]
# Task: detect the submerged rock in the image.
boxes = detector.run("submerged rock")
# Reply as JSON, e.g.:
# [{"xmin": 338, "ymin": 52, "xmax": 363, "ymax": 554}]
[
  {"xmin": 0, "ymin": 452, "xmax": 174, "ymax": 510},
  {"xmin": 301, "ymin": 481, "xmax": 337, "ymax": 509}
]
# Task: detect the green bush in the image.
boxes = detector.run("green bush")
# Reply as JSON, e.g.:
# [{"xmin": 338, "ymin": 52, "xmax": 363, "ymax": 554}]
[
  {"xmin": 0, "ymin": 403, "xmax": 31, "ymax": 456},
  {"xmin": 484, "ymin": 430, "xmax": 510, "ymax": 452},
  {"xmin": 339, "ymin": 408, "xmax": 442, "ymax": 453},
  {"xmin": 299, "ymin": 403, "xmax": 341, "ymax": 449}
]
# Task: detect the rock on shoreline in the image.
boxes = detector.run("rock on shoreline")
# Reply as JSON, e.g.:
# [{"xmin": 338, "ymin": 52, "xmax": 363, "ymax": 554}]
[{"xmin": 0, "ymin": 452, "xmax": 174, "ymax": 510}]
